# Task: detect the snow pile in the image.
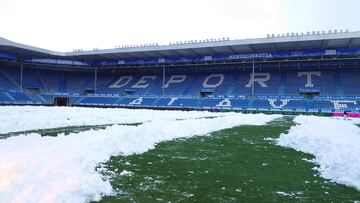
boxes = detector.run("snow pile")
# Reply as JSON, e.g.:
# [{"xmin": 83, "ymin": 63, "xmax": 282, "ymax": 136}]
[
  {"xmin": 0, "ymin": 112, "xmax": 280, "ymax": 203},
  {"xmin": 278, "ymin": 116, "xmax": 360, "ymax": 190},
  {"xmin": 0, "ymin": 106, "xmax": 231, "ymax": 134},
  {"xmin": 332, "ymin": 116, "xmax": 360, "ymax": 125}
]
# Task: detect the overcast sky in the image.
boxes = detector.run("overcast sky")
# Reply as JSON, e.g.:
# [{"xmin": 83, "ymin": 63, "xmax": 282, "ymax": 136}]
[{"xmin": 0, "ymin": 0, "xmax": 359, "ymax": 52}]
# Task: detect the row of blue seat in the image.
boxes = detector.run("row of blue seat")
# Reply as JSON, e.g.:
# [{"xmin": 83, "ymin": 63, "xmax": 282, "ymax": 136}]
[
  {"xmin": 73, "ymin": 96, "xmax": 360, "ymax": 112},
  {"xmin": 0, "ymin": 90, "xmax": 33, "ymax": 103},
  {"xmin": 2, "ymin": 66, "xmax": 360, "ymax": 97},
  {"xmin": 0, "ymin": 90, "xmax": 358, "ymax": 113}
]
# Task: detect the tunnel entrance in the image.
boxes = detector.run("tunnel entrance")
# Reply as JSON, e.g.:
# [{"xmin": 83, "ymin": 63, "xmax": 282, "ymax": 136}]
[{"xmin": 54, "ymin": 97, "xmax": 70, "ymax": 106}]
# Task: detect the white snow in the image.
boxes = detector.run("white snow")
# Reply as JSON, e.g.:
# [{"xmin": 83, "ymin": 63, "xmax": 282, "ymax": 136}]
[
  {"xmin": 119, "ymin": 170, "xmax": 134, "ymax": 177},
  {"xmin": 0, "ymin": 107, "xmax": 281, "ymax": 203},
  {"xmin": 275, "ymin": 191, "xmax": 303, "ymax": 198},
  {"xmin": 332, "ymin": 116, "xmax": 360, "ymax": 125},
  {"xmin": 278, "ymin": 116, "xmax": 360, "ymax": 191},
  {"xmin": 0, "ymin": 106, "xmax": 232, "ymax": 134}
]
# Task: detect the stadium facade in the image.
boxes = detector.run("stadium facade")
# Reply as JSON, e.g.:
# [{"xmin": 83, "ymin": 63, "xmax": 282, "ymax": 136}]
[{"xmin": 0, "ymin": 31, "xmax": 360, "ymax": 114}]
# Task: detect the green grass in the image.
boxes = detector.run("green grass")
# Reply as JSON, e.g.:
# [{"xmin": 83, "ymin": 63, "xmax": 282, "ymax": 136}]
[{"xmin": 98, "ymin": 117, "xmax": 360, "ymax": 202}]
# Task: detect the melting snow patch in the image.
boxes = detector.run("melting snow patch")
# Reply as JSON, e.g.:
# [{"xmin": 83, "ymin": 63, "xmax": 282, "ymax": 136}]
[
  {"xmin": 119, "ymin": 170, "xmax": 134, "ymax": 177},
  {"xmin": 0, "ymin": 112, "xmax": 280, "ymax": 203},
  {"xmin": 278, "ymin": 116, "xmax": 360, "ymax": 191},
  {"xmin": 276, "ymin": 191, "xmax": 293, "ymax": 197},
  {"xmin": 275, "ymin": 191, "xmax": 303, "ymax": 197}
]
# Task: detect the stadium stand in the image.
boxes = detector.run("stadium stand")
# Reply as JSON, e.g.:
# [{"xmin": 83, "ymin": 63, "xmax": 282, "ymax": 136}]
[
  {"xmin": 1, "ymin": 64, "xmax": 360, "ymax": 113},
  {"xmin": 1, "ymin": 32, "xmax": 360, "ymax": 114}
]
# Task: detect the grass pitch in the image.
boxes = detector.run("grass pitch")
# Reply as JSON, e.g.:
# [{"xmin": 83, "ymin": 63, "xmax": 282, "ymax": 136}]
[
  {"xmin": 1, "ymin": 116, "xmax": 359, "ymax": 202},
  {"xmin": 97, "ymin": 117, "xmax": 360, "ymax": 202}
]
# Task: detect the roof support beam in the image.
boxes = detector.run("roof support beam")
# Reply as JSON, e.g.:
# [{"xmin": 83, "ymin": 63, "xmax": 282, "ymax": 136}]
[
  {"xmin": 122, "ymin": 52, "xmax": 141, "ymax": 59},
  {"xmin": 208, "ymin": 47, "xmax": 219, "ymax": 55},
  {"xmin": 154, "ymin": 51, "xmax": 166, "ymax": 58},
  {"xmin": 248, "ymin": 44, "xmax": 255, "ymax": 52},
  {"xmin": 322, "ymin": 40, "xmax": 329, "ymax": 49},
  {"xmin": 140, "ymin": 51, "xmax": 160, "ymax": 59},
  {"xmin": 99, "ymin": 54, "xmax": 117, "ymax": 60},
  {"xmin": 185, "ymin": 48, "xmax": 200, "ymax": 56},
  {"xmin": 228, "ymin": 46, "xmax": 236, "ymax": 54},
  {"xmin": 190, "ymin": 48, "xmax": 204, "ymax": 56},
  {"xmin": 171, "ymin": 49, "xmax": 187, "ymax": 57},
  {"xmin": 271, "ymin": 43, "xmax": 277, "ymax": 52},
  {"xmin": 346, "ymin": 38, "xmax": 353, "ymax": 49}
]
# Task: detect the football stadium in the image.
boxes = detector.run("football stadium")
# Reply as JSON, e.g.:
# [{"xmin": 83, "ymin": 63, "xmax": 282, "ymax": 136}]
[
  {"xmin": 1, "ymin": 31, "xmax": 360, "ymax": 114},
  {"xmin": 1, "ymin": 1, "xmax": 360, "ymax": 202},
  {"xmin": 1, "ymin": 30, "xmax": 360, "ymax": 203}
]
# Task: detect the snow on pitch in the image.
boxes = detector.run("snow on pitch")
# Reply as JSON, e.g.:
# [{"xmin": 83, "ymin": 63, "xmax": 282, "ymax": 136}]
[
  {"xmin": 0, "ymin": 106, "xmax": 232, "ymax": 134},
  {"xmin": 0, "ymin": 106, "xmax": 281, "ymax": 203},
  {"xmin": 278, "ymin": 116, "xmax": 360, "ymax": 191}
]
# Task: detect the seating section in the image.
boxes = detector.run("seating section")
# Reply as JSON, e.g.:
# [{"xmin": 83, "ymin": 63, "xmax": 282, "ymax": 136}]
[
  {"xmin": 73, "ymin": 96, "xmax": 360, "ymax": 112},
  {"xmin": 0, "ymin": 91, "xmax": 12, "ymax": 102},
  {"xmin": 7, "ymin": 91, "xmax": 32, "ymax": 102},
  {"xmin": 92, "ymin": 70, "xmax": 360, "ymax": 97},
  {"xmin": 81, "ymin": 96, "xmax": 119, "ymax": 105},
  {"xmin": 1, "ymin": 66, "xmax": 360, "ymax": 112}
]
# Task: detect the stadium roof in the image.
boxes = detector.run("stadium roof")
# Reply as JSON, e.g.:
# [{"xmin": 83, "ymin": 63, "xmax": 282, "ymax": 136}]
[{"xmin": 1, "ymin": 31, "xmax": 360, "ymax": 61}]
